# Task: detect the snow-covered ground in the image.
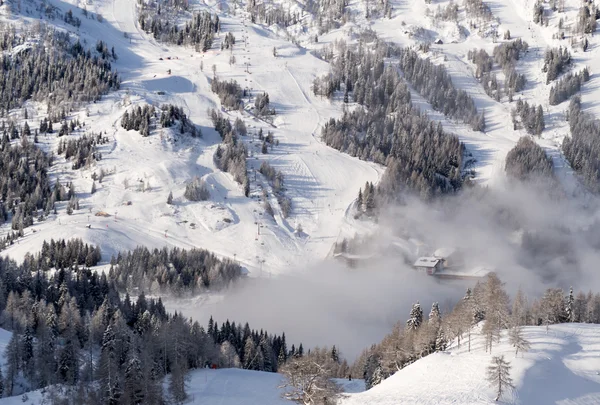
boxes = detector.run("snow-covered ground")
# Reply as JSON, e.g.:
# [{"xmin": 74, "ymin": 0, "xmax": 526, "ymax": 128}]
[
  {"xmin": 342, "ymin": 323, "xmax": 600, "ymax": 405},
  {"xmin": 0, "ymin": 0, "xmax": 595, "ymax": 275}
]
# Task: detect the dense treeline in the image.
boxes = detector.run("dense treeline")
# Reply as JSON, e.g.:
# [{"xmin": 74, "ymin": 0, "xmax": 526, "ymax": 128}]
[
  {"xmin": 307, "ymin": 0, "xmax": 351, "ymax": 33},
  {"xmin": 159, "ymin": 104, "xmax": 200, "ymax": 137},
  {"xmin": 57, "ymin": 133, "xmax": 109, "ymax": 170},
  {"xmin": 469, "ymin": 39, "xmax": 528, "ymax": 102},
  {"xmin": 464, "ymin": 0, "xmax": 494, "ymax": 22},
  {"xmin": 505, "ymin": 137, "xmax": 553, "ymax": 181},
  {"xmin": 0, "ymin": 244, "xmax": 298, "ymax": 402},
  {"xmin": 210, "ymin": 109, "xmax": 250, "ymax": 196},
  {"xmin": 138, "ymin": 7, "xmax": 219, "ymax": 53},
  {"xmin": 0, "ymin": 42, "xmax": 119, "ymax": 114},
  {"xmin": 512, "ymin": 99, "xmax": 545, "ymax": 135},
  {"xmin": 109, "ymin": 246, "xmax": 241, "ymax": 294},
  {"xmin": 576, "ymin": 4, "xmax": 597, "ymax": 35},
  {"xmin": 549, "ymin": 68, "xmax": 590, "ymax": 106},
  {"xmin": 255, "ymin": 92, "xmax": 275, "ymax": 116},
  {"xmin": 246, "ymin": 0, "xmax": 301, "ymax": 30},
  {"xmin": 399, "ymin": 48, "xmax": 485, "ymax": 131},
  {"xmin": 259, "ymin": 162, "xmax": 291, "ymax": 218},
  {"xmin": 184, "ymin": 176, "xmax": 210, "ymax": 201},
  {"xmin": 318, "ymin": 39, "xmax": 464, "ymax": 200},
  {"xmin": 356, "ymin": 273, "xmax": 600, "ymax": 390},
  {"xmin": 121, "ymin": 104, "xmax": 198, "ymax": 137},
  {"xmin": 211, "ymin": 78, "xmax": 243, "ymax": 110},
  {"xmin": 23, "ymin": 238, "xmax": 101, "ymax": 270},
  {"xmin": 121, "ymin": 105, "xmax": 155, "ymax": 136},
  {"xmin": 543, "ymin": 47, "xmax": 571, "ymax": 84},
  {"xmin": 563, "ymin": 96, "xmax": 600, "ymax": 192},
  {"xmin": 0, "ymin": 137, "xmax": 54, "ymax": 230}
]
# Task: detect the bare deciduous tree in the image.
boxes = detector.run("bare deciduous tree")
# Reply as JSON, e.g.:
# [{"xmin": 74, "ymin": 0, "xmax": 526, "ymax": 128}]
[
  {"xmin": 486, "ymin": 355, "xmax": 515, "ymax": 401},
  {"xmin": 509, "ymin": 326, "xmax": 531, "ymax": 357},
  {"xmin": 279, "ymin": 356, "xmax": 340, "ymax": 405}
]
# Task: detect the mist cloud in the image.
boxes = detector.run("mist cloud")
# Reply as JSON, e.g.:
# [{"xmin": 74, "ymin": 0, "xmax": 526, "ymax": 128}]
[{"xmin": 168, "ymin": 179, "xmax": 600, "ymax": 361}]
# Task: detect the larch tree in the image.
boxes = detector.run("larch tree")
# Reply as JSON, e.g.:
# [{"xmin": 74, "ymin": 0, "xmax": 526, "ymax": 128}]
[
  {"xmin": 482, "ymin": 274, "xmax": 510, "ymax": 353},
  {"xmin": 486, "ymin": 355, "xmax": 514, "ymax": 401},
  {"xmin": 508, "ymin": 326, "xmax": 531, "ymax": 357},
  {"xmin": 279, "ymin": 355, "xmax": 339, "ymax": 404}
]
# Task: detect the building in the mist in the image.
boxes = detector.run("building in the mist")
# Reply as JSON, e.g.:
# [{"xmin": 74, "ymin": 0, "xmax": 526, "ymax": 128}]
[{"xmin": 413, "ymin": 257, "xmax": 443, "ymax": 275}]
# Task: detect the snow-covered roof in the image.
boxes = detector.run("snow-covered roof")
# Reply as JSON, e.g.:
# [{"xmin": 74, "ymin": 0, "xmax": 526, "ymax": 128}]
[
  {"xmin": 413, "ymin": 257, "xmax": 441, "ymax": 268},
  {"xmin": 434, "ymin": 247, "xmax": 456, "ymax": 258}
]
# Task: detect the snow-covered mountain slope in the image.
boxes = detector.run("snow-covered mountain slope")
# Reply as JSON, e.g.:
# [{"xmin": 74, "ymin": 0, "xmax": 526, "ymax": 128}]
[
  {"xmin": 0, "ymin": 0, "xmax": 596, "ymax": 274},
  {"xmin": 343, "ymin": 323, "xmax": 600, "ymax": 405},
  {"xmin": 0, "ymin": 0, "xmax": 381, "ymax": 274}
]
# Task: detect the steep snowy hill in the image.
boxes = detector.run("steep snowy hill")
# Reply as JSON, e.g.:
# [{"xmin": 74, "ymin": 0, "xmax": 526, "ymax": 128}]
[{"xmin": 343, "ymin": 323, "xmax": 600, "ymax": 405}]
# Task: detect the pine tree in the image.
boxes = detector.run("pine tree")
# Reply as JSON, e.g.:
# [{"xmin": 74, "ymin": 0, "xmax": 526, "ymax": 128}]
[
  {"xmin": 429, "ymin": 302, "xmax": 441, "ymax": 324},
  {"xmin": 566, "ymin": 286, "xmax": 575, "ymax": 322},
  {"xmin": 486, "ymin": 355, "xmax": 514, "ymax": 401},
  {"xmin": 278, "ymin": 347, "xmax": 286, "ymax": 368},
  {"xmin": 331, "ymin": 346, "xmax": 339, "ymax": 363},
  {"xmin": 406, "ymin": 302, "xmax": 423, "ymax": 331}
]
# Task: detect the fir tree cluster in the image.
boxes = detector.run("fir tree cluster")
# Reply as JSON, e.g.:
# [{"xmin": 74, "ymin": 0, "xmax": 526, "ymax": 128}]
[
  {"xmin": 543, "ymin": 47, "xmax": 571, "ymax": 84},
  {"xmin": 183, "ymin": 176, "xmax": 210, "ymax": 202},
  {"xmin": 0, "ymin": 136, "xmax": 57, "ymax": 231},
  {"xmin": 207, "ymin": 316, "xmax": 293, "ymax": 372},
  {"xmin": 493, "ymin": 39, "xmax": 528, "ymax": 98},
  {"xmin": 259, "ymin": 161, "xmax": 291, "ymax": 218},
  {"xmin": 108, "ymin": 246, "xmax": 242, "ymax": 294},
  {"xmin": 0, "ymin": 28, "xmax": 119, "ymax": 113},
  {"xmin": 159, "ymin": 104, "xmax": 200, "ymax": 137},
  {"xmin": 138, "ymin": 8, "xmax": 219, "ymax": 53},
  {"xmin": 576, "ymin": 4, "xmax": 597, "ymax": 35},
  {"xmin": 512, "ymin": 99, "xmax": 545, "ymax": 135},
  {"xmin": 549, "ymin": 68, "xmax": 590, "ymax": 106},
  {"xmin": 505, "ymin": 137, "xmax": 553, "ymax": 181},
  {"xmin": 211, "ymin": 78, "xmax": 243, "ymax": 110},
  {"xmin": 464, "ymin": 0, "xmax": 494, "ymax": 22},
  {"xmin": 356, "ymin": 181, "xmax": 376, "ymax": 216},
  {"xmin": 254, "ymin": 92, "xmax": 274, "ymax": 116},
  {"xmin": 23, "ymin": 238, "xmax": 101, "ymax": 271},
  {"xmin": 306, "ymin": 0, "xmax": 351, "ymax": 34},
  {"xmin": 210, "ymin": 109, "xmax": 250, "ymax": 196},
  {"xmin": 57, "ymin": 133, "xmax": 108, "ymax": 170},
  {"xmin": 121, "ymin": 105, "xmax": 155, "ymax": 137},
  {"xmin": 563, "ymin": 96, "xmax": 600, "ymax": 193},
  {"xmin": 399, "ymin": 48, "xmax": 485, "ymax": 131},
  {"xmin": 63, "ymin": 9, "xmax": 82, "ymax": 28},
  {"xmin": 246, "ymin": 0, "xmax": 302, "ymax": 29},
  {"xmin": 222, "ymin": 32, "xmax": 235, "ymax": 50},
  {"xmin": 434, "ymin": 2, "xmax": 459, "ymax": 21}
]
